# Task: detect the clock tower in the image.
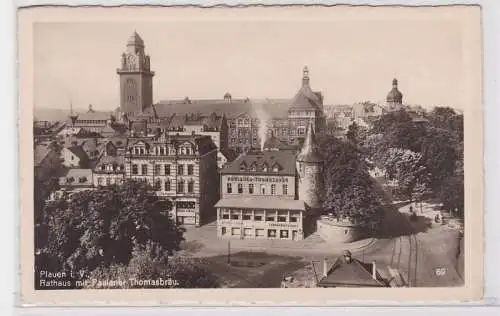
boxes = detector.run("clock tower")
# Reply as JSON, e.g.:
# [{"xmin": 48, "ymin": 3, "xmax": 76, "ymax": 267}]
[{"xmin": 117, "ymin": 31, "xmax": 155, "ymax": 116}]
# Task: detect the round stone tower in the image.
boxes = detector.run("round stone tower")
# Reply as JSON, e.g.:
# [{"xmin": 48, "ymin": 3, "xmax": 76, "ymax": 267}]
[{"xmin": 296, "ymin": 122, "xmax": 324, "ymax": 210}]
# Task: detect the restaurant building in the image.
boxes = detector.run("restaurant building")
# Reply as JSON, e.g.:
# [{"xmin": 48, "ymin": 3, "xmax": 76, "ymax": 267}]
[{"xmin": 215, "ymin": 124, "xmax": 324, "ymax": 241}]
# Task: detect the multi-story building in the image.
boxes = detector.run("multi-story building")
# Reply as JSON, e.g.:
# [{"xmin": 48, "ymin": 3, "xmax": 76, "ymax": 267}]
[
  {"xmin": 70, "ymin": 104, "xmax": 113, "ymax": 133},
  {"xmin": 124, "ymin": 133, "xmax": 219, "ymax": 226},
  {"xmin": 215, "ymin": 123, "xmax": 324, "ymax": 241},
  {"xmin": 215, "ymin": 150, "xmax": 306, "ymax": 240}
]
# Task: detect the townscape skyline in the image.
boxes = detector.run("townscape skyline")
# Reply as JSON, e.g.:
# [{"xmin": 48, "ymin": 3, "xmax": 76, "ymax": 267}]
[{"xmin": 34, "ymin": 19, "xmax": 466, "ymax": 112}]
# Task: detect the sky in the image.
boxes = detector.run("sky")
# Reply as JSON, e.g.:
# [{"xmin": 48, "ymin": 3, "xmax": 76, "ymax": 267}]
[{"xmin": 33, "ymin": 15, "xmax": 468, "ymax": 112}]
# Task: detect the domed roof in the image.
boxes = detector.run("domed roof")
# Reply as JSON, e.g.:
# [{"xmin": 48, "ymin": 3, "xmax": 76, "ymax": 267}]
[
  {"xmin": 127, "ymin": 31, "xmax": 144, "ymax": 47},
  {"xmin": 386, "ymin": 78, "xmax": 403, "ymax": 103},
  {"xmin": 297, "ymin": 122, "xmax": 323, "ymax": 163}
]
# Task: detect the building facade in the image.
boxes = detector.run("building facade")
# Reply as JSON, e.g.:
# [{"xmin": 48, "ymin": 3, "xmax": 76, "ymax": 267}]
[
  {"xmin": 215, "ymin": 150, "xmax": 306, "ymax": 240},
  {"xmin": 124, "ymin": 133, "xmax": 218, "ymax": 226}
]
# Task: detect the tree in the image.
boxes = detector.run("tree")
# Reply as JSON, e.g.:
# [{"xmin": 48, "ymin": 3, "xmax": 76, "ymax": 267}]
[
  {"xmin": 85, "ymin": 242, "xmax": 220, "ymax": 289},
  {"xmin": 438, "ymin": 175, "xmax": 464, "ymax": 217},
  {"xmin": 383, "ymin": 148, "xmax": 427, "ymax": 202},
  {"xmin": 40, "ymin": 180, "xmax": 185, "ymax": 273},
  {"xmin": 320, "ymin": 135, "xmax": 382, "ymax": 223}
]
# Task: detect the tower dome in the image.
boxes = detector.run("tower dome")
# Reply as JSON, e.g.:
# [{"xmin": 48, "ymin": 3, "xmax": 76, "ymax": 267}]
[{"xmin": 386, "ymin": 78, "xmax": 403, "ymax": 104}]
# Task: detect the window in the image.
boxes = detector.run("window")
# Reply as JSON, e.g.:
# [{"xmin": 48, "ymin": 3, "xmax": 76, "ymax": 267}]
[
  {"xmin": 267, "ymin": 229, "xmax": 277, "ymax": 238},
  {"xmin": 177, "ymin": 180, "xmax": 184, "ymax": 193},
  {"xmin": 243, "ymin": 214, "xmax": 252, "ymax": 220},
  {"xmin": 187, "ymin": 180, "xmax": 194, "ymax": 193},
  {"xmin": 178, "ymin": 164, "xmax": 184, "ymax": 175},
  {"xmin": 278, "ymin": 216, "xmax": 287, "ymax": 222},
  {"xmin": 227, "ymin": 183, "xmax": 232, "ymax": 194},
  {"xmin": 290, "ymin": 217, "xmax": 298, "ymax": 223},
  {"xmin": 132, "ymin": 164, "xmax": 138, "ymax": 175},
  {"xmin": 164, "ymin": 164, "xmax": 171, "ymax": 175},
  {"xmin": 260, "ymin": 185, "xmax": 266, "ymax": 195},
  {"xmin": 154, "ymin": 164, "xmax": 161, "ymax": 175},
  {"xmin": 230, "ymin": 213, "xmax": 240, "ymax": 220},
  {"xmin": 254, "ymin": 215, "xmax": 262, "ymax": 221},
  {"xmin": 187, "ymin": 165, "xmax": 194, "ymax": 175},
  {"xmin": 244, "ymin": 228, "xmax": 252, "ymax": 237},
  {"xmin": 283, "ymin": 184, "xmax": 288, "ymax": 195},
  {"xmin": 222, "ymin": 214, "xmax": 229, "ymax": 220},
  {"xmin": 221, "ymin": 227, "xmax": 227, "ymax": 235},
  {"xmin": 255, "ymin": 229, "xmax": 265, "ymax": 237},
  {"xmin": 141, "ymin": 164, "xmax": 148, "ymax": 175},
  {"xmin": 231, "ymin": 228, "xmax": 241, "ymax": 236},
  {"xmin": 271, "ymin": 184, "xmax": 276, "ymax": 195},
  {"xmin": 266, "ymin": 216, "xmax": 275, "ymax": 222},
  {"xmin": 280, "ymin": 230, "xmax": 289, "ymax": 239},
  {"xmin": 97, "ymin": 177, "xmax": 103, "ymax": 185},
  {"xmin": 249, "ymin": 184, "xmax": 254, "ymax": 194},
  {"xmin": 106, "ymin": 178, "xmax": 111, "ymax": 185},
  {"xmin": 238, "ymin": 183, "xmax": 243, "ymax": 194},
  {"xmin": 164, "ymin": 180, "xmax": 171, "ymax": 191},
  {"xmin": 154, "ymin": 180, "xmax": 161, "ymax": 191}
]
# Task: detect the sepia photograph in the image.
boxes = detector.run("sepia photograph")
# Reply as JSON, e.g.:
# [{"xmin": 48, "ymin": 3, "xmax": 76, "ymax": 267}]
[{"xmin": 19, "ymin": 4, "xmax": 483, "ymax": 305}]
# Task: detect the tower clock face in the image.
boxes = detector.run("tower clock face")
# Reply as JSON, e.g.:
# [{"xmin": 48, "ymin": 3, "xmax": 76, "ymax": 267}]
[{"xmin": 127, "ymin": 55, "xmax": 136, "ymax": 66}]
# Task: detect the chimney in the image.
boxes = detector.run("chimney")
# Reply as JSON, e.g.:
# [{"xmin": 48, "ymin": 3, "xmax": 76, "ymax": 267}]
[
  {"xmin": 322, "ymin": 258, "xmax": 328, "ymax": 278},
  {"xmin": 88, "ymin": 104, "xmax": 93, "ymax": 112},
  {"xmin": 372, "ymin": 261, "xmax": 377, "ymax": 280}
]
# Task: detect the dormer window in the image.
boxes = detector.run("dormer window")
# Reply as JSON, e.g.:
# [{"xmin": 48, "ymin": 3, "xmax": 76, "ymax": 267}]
[
  {"xmin": 262, "ymin": 163, "xmax": 268, "ymax": 172},
  {"xmin": 239, "ymin": 162, "xmax": 247, "ymax": 171},
  {"xmin": 250, "ymin": 163, "xmax": 257, "ymax": 172},
  {"xmin": 101, "ymin": 165, "xmax": 105, "ymax": 171}
]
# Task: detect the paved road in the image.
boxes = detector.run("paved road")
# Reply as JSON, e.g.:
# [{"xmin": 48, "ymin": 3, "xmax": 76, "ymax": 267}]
[{"xmin": 182, "ymin": 202, "xmax": 463, "ymax": 287}]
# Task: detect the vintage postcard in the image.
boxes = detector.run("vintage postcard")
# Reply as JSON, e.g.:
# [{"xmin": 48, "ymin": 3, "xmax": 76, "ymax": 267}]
[{"xmin": 18, "ymin": 4, "xmax": 483, "ymax": 305}]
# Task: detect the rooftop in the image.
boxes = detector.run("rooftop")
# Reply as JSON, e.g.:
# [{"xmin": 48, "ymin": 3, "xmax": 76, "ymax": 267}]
[
  {"xmin": 34, "ymin": 145, "xmax": 53, "ymax": 166},
  {"xmin": 317, "ymin": 256, "xmax": 386, "ymax": 288},
  {"xmin": 220, "ymin": 150, "xmax": 297, "ymax": 176},
  {"xmin": 215, "ymin": 197, "xmax": 306, "ymax": 211},
  {"xmin": 59, "ymin": 168, "xmax": 93, "ymax": 187}
]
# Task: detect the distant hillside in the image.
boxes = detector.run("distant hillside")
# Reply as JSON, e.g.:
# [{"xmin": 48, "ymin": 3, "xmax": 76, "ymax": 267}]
[{"xmin": 34, "ymin": 107, "xmax": 113, "ymax": 122}]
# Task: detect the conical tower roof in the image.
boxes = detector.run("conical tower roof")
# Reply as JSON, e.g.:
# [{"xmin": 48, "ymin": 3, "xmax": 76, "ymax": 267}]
[{"xmin": 297, "ymin": 122, "xmax": 323, "ymax": 163}]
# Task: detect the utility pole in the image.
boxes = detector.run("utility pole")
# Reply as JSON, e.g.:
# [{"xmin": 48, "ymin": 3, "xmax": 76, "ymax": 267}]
[{"xmin": 227, "ymin": 240, "xmax": 231, "ymax": 265}]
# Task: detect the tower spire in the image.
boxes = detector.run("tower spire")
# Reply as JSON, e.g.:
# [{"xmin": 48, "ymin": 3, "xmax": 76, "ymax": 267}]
[
  {"xmin": 302, "ymin": 66, "xmax": 310, "ymax": 87},
  {"xmin": 297, "ymin": 122, "xmax": 322, "ymax": 163}
]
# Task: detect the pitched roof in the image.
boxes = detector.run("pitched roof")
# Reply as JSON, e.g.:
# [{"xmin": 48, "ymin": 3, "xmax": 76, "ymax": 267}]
[
  {"xmin": 75, "ymin": 108, "xmax": 112, "ymax": 121},
  {"xmin": 215, "ymin": 197, "xmax": 305, "ymax": 211},
  {"xmin": 34, "ymin": 145, "xmax": 53, "ymax": 166},
  {"xmin": 94, "ymin": 155, "xmax": 126, "ymax": 173},
  {"xmin": 59, "ymin": 168, "xmax": 93, "ymax": 187},
  {"xmin": 318, "ymin": 257, "xmax": 386, "ymax": 287},
  {"xmin": 142, "ymin": 98, "xmax": 291, "ymax": 119},
  {"xmin": 221, "ymin": 150, "xmax": 296, "ymax": 176},
  {"xmin": 66, "ymin": 146, "xmax": 89, "ymax": 161},
  {"xmin": 126, "ymin": 134, "xmax": 217, "ymax": 156},
  {"xmin": 296, "ymin": 123, "xmax": 323, "ymax": 163}
]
